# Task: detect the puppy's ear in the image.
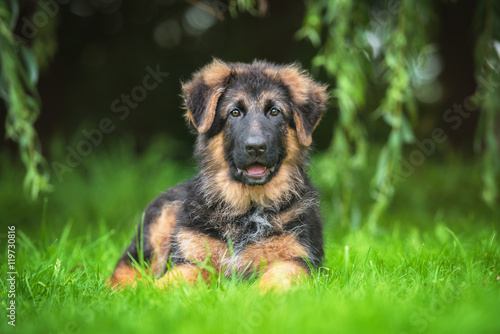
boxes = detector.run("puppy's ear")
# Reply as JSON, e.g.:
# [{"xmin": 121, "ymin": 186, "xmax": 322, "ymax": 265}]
[
  {"xmin": 280, "ymin": 65, "xmax": 329, "ymax": 146},
  {"xmin": 182, "ymin": 59, "xmax": 231, "ymax": 133}
]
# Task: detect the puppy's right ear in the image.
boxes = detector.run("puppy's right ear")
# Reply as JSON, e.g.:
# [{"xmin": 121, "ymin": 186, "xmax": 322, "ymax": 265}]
[{"xmin": 182, "ymin": 59, "xmax": 231, "ymax": 133}]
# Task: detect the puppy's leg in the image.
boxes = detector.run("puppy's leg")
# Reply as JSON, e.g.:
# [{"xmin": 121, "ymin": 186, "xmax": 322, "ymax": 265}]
[
  {"xmin": 258, "ymin": 260, "xmax": 307, "ymax": 292},
  {"xmin": 107, "ymin": 259, "xmax": 142, "ymax": 288},
  {"xmin": 237, "ymin": 234, "xmax": 310, "ymax": 292},
  {"xmin": 108, "ymin": 201, "xmax": 180, "ymax": 288},
  {"xmin": 155, "ymin": 264, "xmax": 210, "ymax": 289}
]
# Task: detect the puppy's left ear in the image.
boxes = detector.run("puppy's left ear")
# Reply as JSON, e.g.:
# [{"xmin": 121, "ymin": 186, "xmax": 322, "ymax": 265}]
[
  {"xmin": 182, "ymin": 59, "xmax": 231, "ymax": 133},
  {"xmin": 280, "ymin": 65, "xmax": 329, "ymax": 146}
]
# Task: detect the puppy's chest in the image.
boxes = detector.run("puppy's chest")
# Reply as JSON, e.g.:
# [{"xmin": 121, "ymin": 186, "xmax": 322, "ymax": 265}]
[
  {"xmin": 175, "ymin": 208, "xmax": 284, "ymax": 271},
  {"xmin": 217, "ymin": 208, "xmax": 281, "ymax": 246}
]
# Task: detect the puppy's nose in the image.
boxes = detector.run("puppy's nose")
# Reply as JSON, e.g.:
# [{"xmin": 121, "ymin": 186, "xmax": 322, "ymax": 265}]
[{"xmin": 245, "ymin": 136, "xmax": 267, "ymax": 157}]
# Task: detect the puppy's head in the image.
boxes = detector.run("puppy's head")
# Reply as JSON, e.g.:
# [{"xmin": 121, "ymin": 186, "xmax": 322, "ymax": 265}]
[{"xmin": 182, "ymin": 59, "xmax": 328, "ymax": 186}]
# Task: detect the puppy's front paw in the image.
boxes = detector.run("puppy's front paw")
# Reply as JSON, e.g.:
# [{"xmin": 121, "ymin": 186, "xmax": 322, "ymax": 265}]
[{"xmin": 258, "ymin": 261, "xmax": 306, "ymax": 293}]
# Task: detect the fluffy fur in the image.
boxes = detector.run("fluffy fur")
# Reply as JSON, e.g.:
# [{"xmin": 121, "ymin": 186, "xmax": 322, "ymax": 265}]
[{"xmin": 109, "ymin": 59, "xmax": 329, "ymax": 291}]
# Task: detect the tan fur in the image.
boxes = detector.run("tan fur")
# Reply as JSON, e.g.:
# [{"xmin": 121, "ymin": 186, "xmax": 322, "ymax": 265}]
[
  {"xmin": 206, "ymin": 159, "xmax": 303, "ymax": 215},
  {"xmin": 258, "ymin": 260, "xmax": 306, "ymax": 292},
  {"xmin": 203, "ymin": 59, "xmax": 231, "ymax": 87},
  {"xmin": 107, "ymin": 261, "xmax": 141, "ymax": 288},
  {"xmin": 183, "ymin": 59, "xmax": 231, "ymax": 133},
  {"xmin": 177, "ymin": 228, "xmax": 229, "ymax": 270},
  {"xmin": 293, "ymin": 112, "xmax": 312, "ymax": 146},
  {"xmin": 184, "ymin": 110, "xmax": 196, "ymax": 130},
  {"xmin": 149, "ymin": 203, "xmax": 180, "ymax": 275},
  {"xmin": 309, "ymin": 84, "xmax": 329, "ymax": 129},
  {"xmin": 279, "ymin": 66, "xmax": 310, "ymax": 105},
  {"xmin": 155, "ymin": 264, "xmax": 210, "ymax": 289},
  {"xmin": 197, "ymin": 87, "xmax": 225, "ymax": 133},
  {"xmin": 235, "ymin": 234, "xmax": 308, "ymax": 272},
  {"xmin": 284, "ymin": 128, "xmax": 302, "ymax": 164},
  {"xmin": 200, "ymin": 129, "xmax": 305, "ymax": 216}
]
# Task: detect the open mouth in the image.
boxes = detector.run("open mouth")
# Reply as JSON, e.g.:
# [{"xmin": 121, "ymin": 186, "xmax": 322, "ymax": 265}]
[
  {"xmin": 237, "ymin": 163, "xmax": 276, "ymax": 180},
  {"xmin": 230, "ymin": 156, "xmax": 283, "ymax": 186}
]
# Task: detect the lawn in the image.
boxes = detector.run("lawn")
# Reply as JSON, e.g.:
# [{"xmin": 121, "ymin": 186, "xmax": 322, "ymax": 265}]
[{"xmin": 1, "ymin": 139, "xmax": 499, "ymax": 334}]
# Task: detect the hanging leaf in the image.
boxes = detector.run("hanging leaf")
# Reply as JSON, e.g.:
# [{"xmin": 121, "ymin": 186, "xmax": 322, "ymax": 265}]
[
  {"xmin": 0, "ymin": 1, "xmax": 55, "ymax": 200},
  {"xmin": 473, "ymin": 0, "xmax": 500, "ymax": 207}
]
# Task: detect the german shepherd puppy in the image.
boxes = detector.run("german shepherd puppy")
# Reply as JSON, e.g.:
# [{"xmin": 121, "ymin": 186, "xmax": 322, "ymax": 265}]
[{"xmin": 109, "ymin": 59, "xmax": 328, "ymax": 291}]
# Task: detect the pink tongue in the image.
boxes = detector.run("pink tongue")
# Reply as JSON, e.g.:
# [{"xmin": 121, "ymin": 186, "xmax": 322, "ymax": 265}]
[{"xmin": 246, "ymin": 164, "xmax": 266, "ymax": 175}]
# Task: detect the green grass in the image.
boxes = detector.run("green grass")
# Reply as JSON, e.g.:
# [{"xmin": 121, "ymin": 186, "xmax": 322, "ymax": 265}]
[{"xmin": 1, "ymin": 139, "xmax": 499, "ymax": 334}]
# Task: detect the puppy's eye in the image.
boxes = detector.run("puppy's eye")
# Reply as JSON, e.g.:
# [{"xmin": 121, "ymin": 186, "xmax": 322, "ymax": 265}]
[
  {"xmin": 270, "ymin": 107, "xmax": 280, "ymax": 116},
  {"xmin": 230, "ymin": 109, "xmax": 241, "ymax": 117}
]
